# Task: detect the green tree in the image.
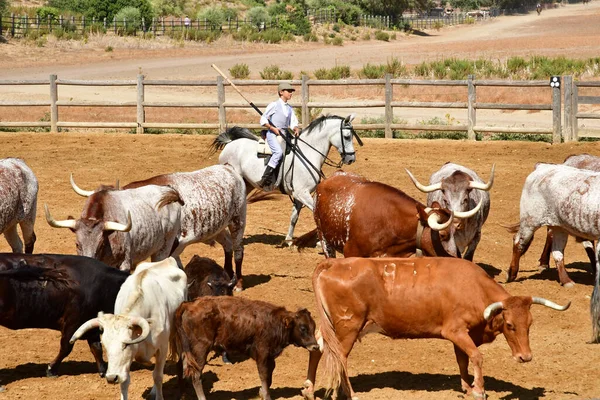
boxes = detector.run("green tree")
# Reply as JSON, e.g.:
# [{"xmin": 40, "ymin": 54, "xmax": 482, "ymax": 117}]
[
  {"xmin": 0, "ymin": 0, "xmax": 8, "ymax": 17},
  {"xmin": 49, "ymin": 0, "xmax": 154, "ymax": 25},
  {"xmin": 197, "ymin": 7, "xmax": 224, "ymax": 30},
  {"xmin": 247, "ymin": 6, "xmax": 271, "ymax": 29}
]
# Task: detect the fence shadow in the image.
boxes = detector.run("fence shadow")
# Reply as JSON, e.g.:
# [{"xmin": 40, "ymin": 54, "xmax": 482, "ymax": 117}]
[{"xmin": 0, "ymin": 361, "xmax": 101, "ymax": 385}]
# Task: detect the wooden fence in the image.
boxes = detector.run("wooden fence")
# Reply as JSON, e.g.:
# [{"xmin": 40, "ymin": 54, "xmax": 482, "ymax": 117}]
[{"xmin": 1, "ymin": 75, "xmax": 598, "ymax": 143}]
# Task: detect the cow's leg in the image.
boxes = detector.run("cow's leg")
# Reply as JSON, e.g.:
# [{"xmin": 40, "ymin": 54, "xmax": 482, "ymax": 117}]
[
  {"xmin": 330, "ymin": 322, "xmax": 363, "ymax": 400},
  {"xmin": 317, "ymin": 230, "xmax": 336, "ymax": 258},
  {"xmin": 582, "ymin": 240, "xmax": 597, "ymax": 276},
  {"xmin": 507, "ymin": 225, "xmax": 536, "ymax": 283},
  {"xmin": 256, "ymin": 355, "xmax": 276, "ymax": 400},
  {"xmin": 19, "ymin": 218, "xmax": 36, "ymax": 254},
  {"xmin": 551, "ymin": 228, "xmax": 573, "ymax": 287},
  {"xmin": 538, "ymin": 228, "xmax": 553, "ymax": 269},
  {"xmin": 302, "ymin": 349, "xmax": 323, "ymax": 400},
  {"xmin": 453, "ymin": 344, "xmax": 473, "ymax": 394},
  {"xmin": 119, "ymin": 376, "xmax": 131, "ymax": 400},
  {"xmin": 183, "ymin": 342, "xmax": 210, "ymax": 400},
  {"xmin": 446, "ymin": 332, "xmax": 485, "ymax": 397},
  {"xmin": 213, "ymin": 230, "xmax": 235, "ymax": 284},
  {"xmin": 3, "ymin": 224, "xmax": 23, "ymax": 253},
  {"xmin": 228, "ymin": 215, "xmax": 246, "ymax": 292},
  {"xmin": 149, "ymin": 351, "xmax": 166, "ymax": 400},
  {"xmin": 462, "ymin": 233, "xmax": 480, "ymax": 262},
  {"xmin": 47, "ymin": 331, "xmax": 77, "ymax": 377},
  {"xmin": 86, "ymin": 336, "xmax": 107, "ymax": 377}
]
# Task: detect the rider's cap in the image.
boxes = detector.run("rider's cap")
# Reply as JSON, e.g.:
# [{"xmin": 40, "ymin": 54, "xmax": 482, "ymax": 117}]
[{"xmin": 278, "ymin": 82, "xmax": 295, "ymax": 92}]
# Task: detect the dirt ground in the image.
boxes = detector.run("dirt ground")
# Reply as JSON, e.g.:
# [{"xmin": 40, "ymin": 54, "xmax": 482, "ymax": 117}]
[
  {"xmin": 0, "ymin": 133, "xmax": 600, "ymax": 400},
  {"xmin": 1, "ymin": 3, "xmax": 600, "ymax": 400}
]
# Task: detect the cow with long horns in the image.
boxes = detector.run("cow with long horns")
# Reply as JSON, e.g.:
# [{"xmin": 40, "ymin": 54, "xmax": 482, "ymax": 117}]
[
  {"xmin": 294, "ymin": 171, "xmax": 482, "ymax": 258},
  {"xmin": 406, "ymin": 163, "xmax": 494, "ymax": 260},
  {"xmin": 70, "ymin": 257, "xmax": 187, "ymax": 400},
  {"xmin": 0, "ymin": 158, "xmax": 38, "ymax": 253},
  {"xmin": 69, "ymin": 164, "xmax": 248, "ymax": 290},
  {"xmin": 45, "ymin": 185, "xmax": 182, "ymax": 272},
  {"xmin": 302, "ymin": 257, "xmax": 570, "ymax": 400}
]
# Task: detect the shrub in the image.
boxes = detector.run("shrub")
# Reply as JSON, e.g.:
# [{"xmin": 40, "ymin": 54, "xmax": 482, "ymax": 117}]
[
  {"xmin": 332, "ymin": 36, "xmax": 343, "ymax": 46},
  {"xmin": 359, "ymin": 63, "xmax": 386, "ymax": 79},
  {"xmin": 374, "ymin": 30, "xmax": 389, "ymax": 41},
  {"xmin": 197, "ymin": 6, "xmax": 224, "ymax": 30},
  {"xmin": 303, "ymin": 32, "xmax": 318, "ymax": 42},
  {"xmin": 247, "ymin": 6, "xmax": 271, "ymax": 29},
  {"xmin": 260, "ymin": 65, "xmax": 293, "ymax": 80},
  {"xmin": 361, "ymin": 32, "xmax": 371, "ymax": 40},
  {"xmin": 36, "ymin": 6, "xmax": 61, "ymax": 22},
  {"xmin": 115, "ymin": 6, "xmax": 142, "ymax": 34},
  {"xmin": 386, "ymin": 57, "xmax": 407, "ymax": 77}
]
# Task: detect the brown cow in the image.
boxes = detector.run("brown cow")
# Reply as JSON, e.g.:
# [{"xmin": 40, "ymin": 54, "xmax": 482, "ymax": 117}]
[
  {"xmin": 295, "ymin": 171, "xmax": 481, "ymax": 258},
  {"xmin": 302, "ymin": 257, "xmax": 570, "ymax": 400},
  {"xmin": 184, "ymin": 255, "xmax": 236, "ymax": 299},
  {"xmin": 175, "ymin": 296, "xmax": 319, "ymax": 400}
]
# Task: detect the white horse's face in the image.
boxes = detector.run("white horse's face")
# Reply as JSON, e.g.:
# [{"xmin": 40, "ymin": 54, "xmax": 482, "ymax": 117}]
[{"xmin": 329, "ymin": 114, "xmax": 358, "ymax": 165}]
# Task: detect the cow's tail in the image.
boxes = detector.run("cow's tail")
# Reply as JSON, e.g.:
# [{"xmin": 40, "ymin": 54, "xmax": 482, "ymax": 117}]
[
  {"xmin": 591, "ymin": 267, "xmax": 600, "ymax": 343},
  {"xmin": 173, "ymin": 305, "xmax": 203, "ymax": 380},
  {"xmin": 500, "ymin": 221, "xmax": 520, "ymax": 233},
  {"xmin": 313, "ymin": 262, "xmax": 348, "ymax": 397},
  {"xmin": 292, "ymin": 228, "xmax": 319, "ymax": 250},
  {"xmin": 156, "ymin": 187, "xmax": 184, "ymax": 209}
]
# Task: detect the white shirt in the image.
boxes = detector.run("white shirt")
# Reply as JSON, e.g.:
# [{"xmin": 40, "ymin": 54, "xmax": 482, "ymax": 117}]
[{"xmin": 260, "ymin": 98, "xmax": 299, "ymax": 130}]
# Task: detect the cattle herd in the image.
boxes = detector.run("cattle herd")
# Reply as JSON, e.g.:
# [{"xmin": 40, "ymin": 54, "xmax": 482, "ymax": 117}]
[{"xmin": 0, "ymin": 145, "xmax": 599, "ymax": 400}]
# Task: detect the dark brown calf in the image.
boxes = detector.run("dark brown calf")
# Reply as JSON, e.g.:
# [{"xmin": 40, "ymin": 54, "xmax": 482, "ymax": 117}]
[
  {"xmin": 184, "ymin": 255, "xmax": 236, "ymax": 299},
  {"xmin": 174, "ymin": 296, "xmax": 319, "ymax": 400}
]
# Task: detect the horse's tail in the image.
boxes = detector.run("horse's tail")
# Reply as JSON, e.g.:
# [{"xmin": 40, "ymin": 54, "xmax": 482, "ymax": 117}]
[
  {"xmin": 246, "ymin": 189, "xmax": 280, "ymax": 204},
  {"xmin": 209, "ymin": 126, "xmax": 260, "ymax": 155},
  {"xmin": 292, "ymin": 228, "xmax": 319, "ymax": 250}
]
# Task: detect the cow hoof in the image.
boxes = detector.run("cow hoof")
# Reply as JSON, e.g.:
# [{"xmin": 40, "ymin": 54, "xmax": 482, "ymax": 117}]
[
  {"xmin": 0, "ymin": 385, "xmax": 6, "ymax": 393},
  {"xmin": 46, "ymin": 367, "xmax": 58, "ymax": 378},
  {"xmin": 301, "ymin": 380, "xmax": 315, "ymax": 400},
  {"xmin": 233, "ymin": 279, "xmax": 244, "ymax": 292},
  {"xmin": 472, "ymin": 390, "xmax": 487, "ymax": 399},
  {"xmin": 538, "ymin": 264, "xmax": 549, "ymax": 270},
  {"xmin": 562, "ymin": 281, "xmax": 575, "ymax": 288}
]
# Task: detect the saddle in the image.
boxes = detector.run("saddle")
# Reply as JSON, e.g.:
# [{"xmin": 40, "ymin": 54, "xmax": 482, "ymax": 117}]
[{"xmin": 256, "ymin": 135, "xmax": 287, "ymax": 161}]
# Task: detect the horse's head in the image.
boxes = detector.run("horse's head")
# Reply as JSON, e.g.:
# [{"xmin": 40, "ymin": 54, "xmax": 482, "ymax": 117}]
[{"xmin": 329, "ymin": 114, "xmax": 361, "ymax": 165}]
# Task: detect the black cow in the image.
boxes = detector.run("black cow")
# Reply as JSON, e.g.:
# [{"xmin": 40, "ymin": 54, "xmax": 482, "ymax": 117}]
[
  {"xmin": 184, "ymin": 255, "xmax": 236, "ymax": 299},
  {"xmin": 0, "ymin": 253, "xmax": 129, "ymax": 377}
]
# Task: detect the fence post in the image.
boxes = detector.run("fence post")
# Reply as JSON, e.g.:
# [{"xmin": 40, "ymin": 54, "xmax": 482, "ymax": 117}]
[
  {"xmin": 573, "ymin": 83, "xmax": 579, "ymax": 141},
  {"xmin": 384, "ymin": 73, "xmax": 393, "ymax": 138},
  {"xmin": 217, "ymin": 76, "xmax": 226, "ymax": 133},
  {"xmin": 11, "ymin": 14, "xmax": 15, "ymax": 37},
  {"xmin": 302, "ymin": 74, "xmax": 309, "ymax": 126},
  {"xmin": 467, "ymin": 74, "xmax": 476, "ymax": 140},
  {"xmin": 563, "ymin": 75, "xmax": 573, "ymax": 142},
  {"xmin": 50, "ymin": 74, "xmax": 58, "ymax": 133},
  {"xmin": 0, "ymin": 14, "xmax": 3, "ymax": 36},
  {"xmin": 552, "ymin": 80, "xmax": 561, "ymax": 144},
  {"xmin": 136, "ymin": 74, "xmax": 145, "ymax": 134}
]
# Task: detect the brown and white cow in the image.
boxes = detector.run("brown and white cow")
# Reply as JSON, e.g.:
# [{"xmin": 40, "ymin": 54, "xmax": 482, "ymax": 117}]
[
  {"xmin": 507, "ymin": 162, "xmax": 600, "ymax": 287},
  {"xmin": 302, "ymin": 257, "xmax": 570, "ymax": 400},
  {"xmin": 45, "ymin": 185, "xmax": 182, "ymax": 272},
  {"xmin": 0, "ymin": 158, "xmax": 37, "ymax": 253},
  {"xmin": 175, "ymin": 296, "xmax": 319, "ymax": 400},
  {"xmin": 71, "ymin": 164, "xmax": 248, "ymax": 290},
  {"xmin": 294, "ymin": 171, "xmax": 481, "ymax": 258},
  {"xmin": 406, "ymin": 162, "xmax": 494, "ymax": 261},
  {"xmin": 538, "ymin": 154, "xmax": 600, "ymax": 274}
]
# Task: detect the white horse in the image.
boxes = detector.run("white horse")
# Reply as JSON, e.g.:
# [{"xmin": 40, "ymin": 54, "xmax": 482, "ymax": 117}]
[{"xmin": 210, "ymin": 114, "xmax": 361, "ymax": 245}]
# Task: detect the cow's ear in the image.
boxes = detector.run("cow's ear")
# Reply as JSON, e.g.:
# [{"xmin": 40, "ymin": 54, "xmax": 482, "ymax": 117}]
[
  {"xmin": 284, "ymin": 315, "xmax": 293, "ymax": 329},
  {"xmin": 415, "ymin": 203, "xmax": 428, "ymax": 222}
]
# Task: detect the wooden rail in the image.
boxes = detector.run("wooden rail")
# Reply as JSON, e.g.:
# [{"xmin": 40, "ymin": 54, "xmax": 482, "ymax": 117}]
[{"xmin": 0, "ymin": 74, "xmax": 572, "ymax": 142}]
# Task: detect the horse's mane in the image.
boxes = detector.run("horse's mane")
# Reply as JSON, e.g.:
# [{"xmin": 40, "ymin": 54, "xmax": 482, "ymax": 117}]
[{"xmin": 303, "ymin": 115, "xmax": 343, "ymax": 135}]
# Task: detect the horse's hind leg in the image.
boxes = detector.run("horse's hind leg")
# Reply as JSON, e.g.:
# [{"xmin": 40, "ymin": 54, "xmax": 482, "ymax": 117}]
[{"xmin": 284, "ymin": 199, "xmax": 305, "ymax": 245}]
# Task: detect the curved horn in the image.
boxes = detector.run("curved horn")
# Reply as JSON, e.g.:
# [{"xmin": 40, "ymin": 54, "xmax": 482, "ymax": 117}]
[
  {"xmin": 483, "ymin": 301, "xmax": 504, "ymax": 321},
  {"xmin": 406, "ymin": 169, "xmax": 442, "ymax": 193},
  {"xmin": 70, "ymin": 318, "xmax": 102, "ymax": 344},
  {"xmin": 70, "ymin": 174, "xmax": 94, "ymax": 197},
  {"xmin": 426, "ymin": 209, "xmax": 454, "ymax": 231},
  {"xmin": 468, "ymin": 164, "xmax": 495, "ymax": 191},
  {"xmin": 103, "ymin": 211, "xmax": 132, "ymax": 232},
  {"xmin": 453, "ymin": 198, "xmax": 484, "ymax": 219},
  {"xmin": 532, "ymin": 297, "xmax": 571, "ymax": 311},
  {"xmin": 123, "ymin": 316, "xmax": 150, "ymax": 345},
  {"xmin": 44, "ymin": 204, "xmax": 77, "ymax": 229}
]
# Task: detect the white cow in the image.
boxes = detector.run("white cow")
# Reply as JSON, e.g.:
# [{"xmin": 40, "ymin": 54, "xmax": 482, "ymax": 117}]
[
  {"xmin": 70, "ymin": 257, "xmax": 187, "ymax": 400},
  {"xmin": 71, "ymin": 164, "xmax": 248, "ymax": 290},
  {"xmin": 406, "ymin": 162, "xmax": 494, "ymax": 261},
  {"xmin": 45, "ymin": 185, "xmax": 182, "ymax": 272},
  {"xmin": 507, "ymin": 162, "xmax": 600, "ymax": 287},
  {"xmin": 0, "ymin": 158, "xmax": 38, "ymax": 253}
]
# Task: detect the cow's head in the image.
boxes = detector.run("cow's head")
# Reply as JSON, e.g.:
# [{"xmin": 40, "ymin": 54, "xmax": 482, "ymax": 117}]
[
  {"xmin": 483, "ymin": 296, "xmax": 570, "ymax": 363},
  {"xmin": 70, "ymin": 312, "xmax": 150, "ymax": 384},
  {"xmin": 406, "ymin": 165, "xmax": 494, "ymax": 217},
  {"xmin": 288, "ymin": 308, "xmax": 319, "ymax": 351},
  {"xmin": 44, "ymin": 203, "xmax": 131, "ymax": 266},
  {"xmin": 206, "ymin": 274, "xmax": 237, "ymax": 296}
]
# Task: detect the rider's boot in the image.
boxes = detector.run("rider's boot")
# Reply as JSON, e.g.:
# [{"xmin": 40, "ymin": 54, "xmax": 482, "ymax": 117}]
[{"xmin": 258, "ymin": 166, "xmax": 276, "ymax": 190}]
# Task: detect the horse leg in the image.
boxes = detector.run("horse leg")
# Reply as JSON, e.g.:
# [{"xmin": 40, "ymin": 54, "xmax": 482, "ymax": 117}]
[{"xmin": 284, "ymin": 199, "xmax": 305, "ymax": 246}]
